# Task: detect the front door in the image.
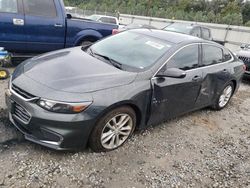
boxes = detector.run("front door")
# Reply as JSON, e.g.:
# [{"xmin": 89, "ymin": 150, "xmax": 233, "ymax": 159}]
[
  {"xmin": 148, "ymin": 44, "xmax": 204, "ymax": 125},
  {"xmin": 22, "ymin": 0, "xmax": 65, "ymax": 53},
  {"xmin": 0, "ymin": 0, "xmax": 26, "ymax": 52}
]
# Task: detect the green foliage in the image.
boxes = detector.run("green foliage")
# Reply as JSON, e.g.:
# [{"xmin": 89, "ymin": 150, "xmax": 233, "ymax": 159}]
[{"xmin": 65, "ymin": 0, "xmax": 250, "ymax": 26}]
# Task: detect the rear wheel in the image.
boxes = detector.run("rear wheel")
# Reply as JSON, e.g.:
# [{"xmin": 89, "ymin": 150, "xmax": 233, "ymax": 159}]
[
  {"xmin": 211, "ymin": 82, "xmax": 234, "ymax": 110},
  {"xmin": 80, "ymin": 41, "xmax": 94, "ymax": 47},
  {"xmin": 89, "ymin": 106, "xmax": 136, "ymax": 152}
]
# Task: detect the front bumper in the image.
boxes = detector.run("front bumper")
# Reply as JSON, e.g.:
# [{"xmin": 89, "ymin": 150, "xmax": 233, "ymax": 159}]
[{"xmin": 5, "ymin": 89, "xmax": 95, "ymax": 150}]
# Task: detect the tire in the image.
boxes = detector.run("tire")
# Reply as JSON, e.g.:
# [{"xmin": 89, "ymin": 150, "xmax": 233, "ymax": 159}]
[
  {"xmin": 89, "ymin": 106, "xmax": 136, "ymax": 152},
  {"xmin": 80, "ymin": 40, "xmax": 94, "ymax": 47},
  {"xmin": 211, "ymin": 82, "xmax": 234, "ymax": 110},
  {"xmin": 0, "ymin": 68, "xmax": 9, "ymax": 80}
]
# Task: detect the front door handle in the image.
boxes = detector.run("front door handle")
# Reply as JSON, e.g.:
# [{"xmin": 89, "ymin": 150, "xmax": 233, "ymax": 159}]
[
  {"xmin": 13, "ymin": 18, "xmax": 24, "ymax": 26},
  {"xmin": 192, "ymin": 75, "xmax": 202, "ymax": 82},
  {"xmin": 54, "ymin": 23, "xmax": 63, "ymax": 27}
]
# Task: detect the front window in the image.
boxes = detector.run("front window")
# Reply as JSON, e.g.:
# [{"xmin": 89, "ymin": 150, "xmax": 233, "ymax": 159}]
[
  {"xmin": 0, "ymin": 0, "xmax": 18, "ymax": 13},
  {"xmin": 87, "ymin": 15, "xmax": 100, "ymax": 21},
  {"xmin": 167, "ymin": 44, "xmax": 199, "ymax": 70},
  {"xmin": 163, "ymin": 23, "xmax": 193, "ymax": 34},
  {"xmin": 89, "ymin": 31, "xmax": 172, "ymax": 71},
  {"xmin": 23, "ymin": 0, "xmax": 57, "ymax": 17},
  {"xmin": 99, "ymin": 17, "xmax": 117, "ymax": 24}
]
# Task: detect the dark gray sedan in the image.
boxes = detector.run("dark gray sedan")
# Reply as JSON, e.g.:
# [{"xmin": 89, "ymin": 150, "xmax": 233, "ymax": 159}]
[{"xmin": 5, "ymin": 30, "xmax": 244, "ymax": 152}]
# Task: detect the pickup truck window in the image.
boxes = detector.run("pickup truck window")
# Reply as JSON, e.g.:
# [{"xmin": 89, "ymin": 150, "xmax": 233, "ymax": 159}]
[
  {"xmin": 202, "ymin": 28, "xmax": 210, "ymax": 40},
  {"xmin": 0, "ymin": 0, "xmax": 17, "ymax": 13},
  {"xmin": 23, "ymin": 0, "xmax": 57, "ymax": 18},
  {"xmin": 99, "ymin": 17, "xmax": 117, "ymax": 25}
]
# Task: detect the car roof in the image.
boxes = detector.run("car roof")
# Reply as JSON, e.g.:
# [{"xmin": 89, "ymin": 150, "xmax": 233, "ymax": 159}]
[{"xmin": 132, "ymin": 29, "xmax": 206, "ymax": 44}]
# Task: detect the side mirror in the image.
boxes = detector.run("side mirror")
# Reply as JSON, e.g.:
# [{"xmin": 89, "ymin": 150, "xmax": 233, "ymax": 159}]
[
  {"xmin": 67, "ymin": 14, "xmax": 72, "ymax": 19},
  {"xmin": 157, "ymin": 68, "xmax": 186, "ymax": 79}
]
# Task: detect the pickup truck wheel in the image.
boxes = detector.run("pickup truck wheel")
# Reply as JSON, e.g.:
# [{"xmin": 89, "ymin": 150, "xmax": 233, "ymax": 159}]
[{"xmin": 80, "ymin": 41, "xmax": 94, "ymax": 47}]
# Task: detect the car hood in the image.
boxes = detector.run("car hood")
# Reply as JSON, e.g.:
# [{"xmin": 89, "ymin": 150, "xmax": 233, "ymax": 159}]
[{"xmin": 17, "ymin": 47, "xmax": 137, "ymax": 94}]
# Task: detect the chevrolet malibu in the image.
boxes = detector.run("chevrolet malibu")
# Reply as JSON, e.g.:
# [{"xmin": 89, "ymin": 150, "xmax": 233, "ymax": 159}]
[{"xmin": 5, "ymin": 30, "xmax": 244, "ymax": 152}]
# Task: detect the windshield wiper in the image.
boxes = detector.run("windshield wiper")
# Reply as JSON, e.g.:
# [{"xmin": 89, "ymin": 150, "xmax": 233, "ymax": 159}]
[{"xmin": 89, "ymin": 49, "xmax": 122, "ymax": 70}]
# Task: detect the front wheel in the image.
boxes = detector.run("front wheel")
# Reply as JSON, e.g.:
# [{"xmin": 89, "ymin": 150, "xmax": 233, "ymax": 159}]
[
  {"xmin": 89, "ymin": 106, "xmax": 136, "ymax": 152},
  {"xmin": 211, "ymin": 82, "xmax": 234, "ymax": 110}
]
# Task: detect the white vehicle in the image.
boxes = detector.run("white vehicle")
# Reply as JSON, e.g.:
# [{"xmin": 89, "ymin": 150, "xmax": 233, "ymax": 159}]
[{"xmin": 86, "ymin": 14, "xmax": 119, "ymax": 25}]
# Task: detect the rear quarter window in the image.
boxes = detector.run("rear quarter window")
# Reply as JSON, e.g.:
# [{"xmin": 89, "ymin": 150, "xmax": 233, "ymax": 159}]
[{"xmin": 201, "ymin": 28, "xmax": 211, "ymax": 40}]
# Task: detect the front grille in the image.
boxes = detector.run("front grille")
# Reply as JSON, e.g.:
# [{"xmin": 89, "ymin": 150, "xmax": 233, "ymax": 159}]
[
  {"xmin": 238, "ymin": 56, "xmax": 250, "ymax": 64},
  {"xmin": 13, "ymin": 103, "xmax": 31, "ymax": 124},
  {"xmin": 12, "ymin": 84, "xmax": 36, "ymax": 100}
]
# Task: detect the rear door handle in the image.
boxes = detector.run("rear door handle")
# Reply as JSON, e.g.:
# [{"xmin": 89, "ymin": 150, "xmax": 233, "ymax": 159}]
[
  {"xmin": 192, "ymin": 75, "xmax": 202, "ymax": 82},
  {"xmin": 54, "ymin": 23, "xmax": 63, "ymax": 27},
  {"xmin": 13, "ymin": 18, "xmax": 24, "ymax": 26}
]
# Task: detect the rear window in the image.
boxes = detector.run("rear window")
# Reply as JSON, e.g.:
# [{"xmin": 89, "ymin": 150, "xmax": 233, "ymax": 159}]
[
  {"xmin": 23, "ymin": 0, "xmax": 57, "ymax": 17},
  {"xmin": 99, "ymin": 17, "xmax": 117, "ymax": 24},
  {"xmin": 0, "ymin": 0, "xmax": 18, "ymax": 13},
  {"xmin": 202, "ymin": 28, "xmax": 211, "ymax": 40},
  {"xmin": 164, "ymin": 23, "xmax": 193, "ymax": 34}
]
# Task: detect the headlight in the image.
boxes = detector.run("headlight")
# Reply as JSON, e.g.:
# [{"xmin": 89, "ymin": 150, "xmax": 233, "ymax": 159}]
[{"xmin": 37, "ymin": 99, "xmax": 92, "ymax": 114}]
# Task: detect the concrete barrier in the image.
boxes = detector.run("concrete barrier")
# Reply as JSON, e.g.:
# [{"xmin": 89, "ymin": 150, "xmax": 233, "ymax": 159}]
[{"xmin": 120, "ymin": 14, "xmax": 250, "ymax": 52}]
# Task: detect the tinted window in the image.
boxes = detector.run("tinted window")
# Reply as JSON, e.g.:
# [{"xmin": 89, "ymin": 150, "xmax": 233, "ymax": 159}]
[
  {"xmin": 91, "ymin": 31, "xmax": 172, "ymax": 70},
  {"xmin": 202, "ymin": 45, "xmax": 223, "ymax": 66},
  {"xmin": 100, "ymin": 17, "xmax": 116, "ymax": 24},
  {"xmin": 202, "ymin": 28, "xmax": 210, "ymax": 40},
  {"xmin": 0, "ymin": 0, "xmax": 17, "ymax": 13},
  {"xmin": 167, "ymin": 45, "xmax": 199, "ymax": 71},
  {"xmin": 23, "ymin": 0, "xmax": 57, "ymax": 17},
  {"xmin": 190, "ymin": 27, "xmax": 201, "ymax": 37},
  {"xmin": 163, "ymin": 23, "xmax": 193, "ymax": 34}
]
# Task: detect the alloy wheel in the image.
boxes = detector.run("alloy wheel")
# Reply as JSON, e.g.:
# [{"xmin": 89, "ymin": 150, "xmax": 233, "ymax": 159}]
[
  {"xmin": 218, "ymin": 85, "xmax": 233, "ymax": 108},
  {"xmin": 101, "ymin": 113, "xmax": 133, "ymax": 150}
]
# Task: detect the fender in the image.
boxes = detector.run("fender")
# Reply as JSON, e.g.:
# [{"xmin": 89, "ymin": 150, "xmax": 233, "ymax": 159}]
[{"xmin": 74, "ymin": 29, "xmax": 103, "ymax": 46}]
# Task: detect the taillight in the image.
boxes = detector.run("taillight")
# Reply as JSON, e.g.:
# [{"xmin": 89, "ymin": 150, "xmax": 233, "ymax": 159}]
[
  {"xmin": 112, "ymin": 29, "xmax": 119, "ymax": 35},
  {"xmin": 243, "ymin": 64, "xmax": 247, "ymax": 71}
]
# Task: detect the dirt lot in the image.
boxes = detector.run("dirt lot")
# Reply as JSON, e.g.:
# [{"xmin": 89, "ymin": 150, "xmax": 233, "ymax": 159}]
[{"xmin": 0, "ymin": 70, "xmax": 250, "ymax": 188}]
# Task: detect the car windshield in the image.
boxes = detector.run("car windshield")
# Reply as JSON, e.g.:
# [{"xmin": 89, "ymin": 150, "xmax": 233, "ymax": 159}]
[
  {"xmin": 125, "ymin": 24, "xmax": 156, "ymax": 30},
  {"xmin": 86, "ymin": 15, "xmax": 100, "ymax": 21},
  {"xmin": 163, "ymin": 23, "xmax": 193, "ymax": 34},
  {"xmin": 89, "ymin": 31, "xmax": 172, "ymax": 71}
]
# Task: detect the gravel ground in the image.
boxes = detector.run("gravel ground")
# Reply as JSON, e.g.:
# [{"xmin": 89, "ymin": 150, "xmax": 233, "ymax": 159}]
[{"xmin": 0, "ymin": 69, "xmax": 250, "ymax": 188}]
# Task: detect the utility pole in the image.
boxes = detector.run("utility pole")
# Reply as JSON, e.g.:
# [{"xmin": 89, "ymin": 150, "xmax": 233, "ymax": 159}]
[{"xmin": 146, "ymin": 0, "xmax": 152, "ymax": 16}]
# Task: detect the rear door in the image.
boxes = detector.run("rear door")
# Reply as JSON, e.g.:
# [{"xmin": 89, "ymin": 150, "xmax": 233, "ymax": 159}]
[
  {"xmin": 195, "ymin": 44, "xmax": 233, "ymax": 107},
  {"xmin": 148, "ymin": 44, "xmax": 204, "ymax": 125},
  {"xmin": 0, "ymin": 0, "xmax": 26, "ymax": 52},
  {"xmin": 23, "ymin": 0, "xmax": 65, "ymax": 53}
]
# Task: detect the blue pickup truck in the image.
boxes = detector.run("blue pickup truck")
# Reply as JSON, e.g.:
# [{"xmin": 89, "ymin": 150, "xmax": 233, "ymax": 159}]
[{"xmin": 0, "ymin": 0, "xmax": 118, "ymax": 55}]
